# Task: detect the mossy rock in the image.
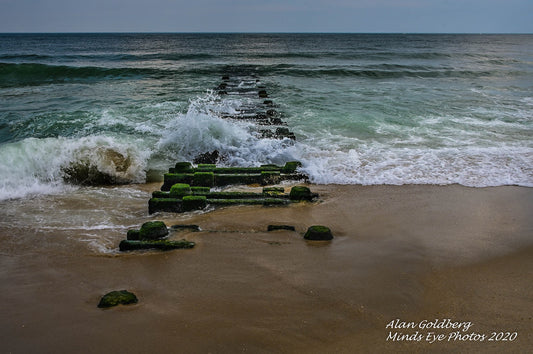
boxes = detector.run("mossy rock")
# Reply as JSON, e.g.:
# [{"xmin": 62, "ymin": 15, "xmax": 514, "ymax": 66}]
[
  {"xmin": 197, "ymin": 164, "xmax": 216, "ymax": 171},
  {"xmin": 263, "ymin": 187, "xmax": 284, "ymax": 194},
  {"xmin": 282, "ymin": 161, "xmax": 302, "ymax": 174},
  {"xmin": 182, "ymin": 196, "xmax": 207, "ymax": 211},
  {"xmin": 139, "ymin": 221, "xmax": 169, "ymax": 240},
  {"xmin": 191, "ymin": 186, "xmax": 211, "ymax": 194},
  {"xmin": 148, "ymin": 198, "xmax": 182, "ymax": 214},
  {"xmin": 289, "ymin": 186, "xmax": 317, "ymax": 201},
  {"xmin": 193, "ymin": 172, "xmax": 214, "ymax": 187},
  {"xmin": 261, "ymin": 171, "xmax": 281, "ymax": 185},
  {"xmin": 169, "ymin": 183, "xmax": 192, "ymax": 198},
  {"xmin": 162, "ymin": 173, "xmax": 193, "ymax": 191},
  {"xmin": 205, "ymin": 191, "xmax": 263, "ymax": 199},
  {"xmin": 215, "ymin": 173, "xmax": 262, "ymax": 186},
  {"xmin": 152, "ymin": 191, "xmax": 170, "ymax": 198},
  {"xmin": 304, "ymin": 225, "xmax": 333, "ymax": 241},
  {"xmin": 208, "ymin": 198, "xmax": 287, "ymax": 206},
  {"xmin": 174, "ymin": 161, "xmax": 193, "ymax": 172},
  {"xmin": 127, "ymin": 229, "xmax": 140, "ymax": 241},
  {"xmin": 98, "ymin": 290, "xmax": 138, "ymax": 308},
  {"xmin": 119, "ymin": 239, "xmax": 195, "ymax": 251}
]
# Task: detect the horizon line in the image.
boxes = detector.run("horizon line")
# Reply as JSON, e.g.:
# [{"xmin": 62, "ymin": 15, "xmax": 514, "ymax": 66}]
[{"xmin": 1, "ymin": 31, "xmax": 532, "ymax": 35}]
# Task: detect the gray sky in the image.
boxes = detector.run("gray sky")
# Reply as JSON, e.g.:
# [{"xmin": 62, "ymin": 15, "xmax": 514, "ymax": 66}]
[{"xmin": 1, "ymin": 0, "xmax": 532, "ymax": 33}]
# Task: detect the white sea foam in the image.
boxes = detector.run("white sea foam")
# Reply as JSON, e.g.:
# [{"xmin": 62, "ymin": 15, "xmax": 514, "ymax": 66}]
[
  {"xmin": 156, "ymin": 91, "xmax": 295, "ymax": 166},
  {"xmin": 0, "ymin": 135, "xmax": 151, "ymax": 200},
  {"xmin": 292, "ymin": 141, "xmax": 533, "ymax": 187}
]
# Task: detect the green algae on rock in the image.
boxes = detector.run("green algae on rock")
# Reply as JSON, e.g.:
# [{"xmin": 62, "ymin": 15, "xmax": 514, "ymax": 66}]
[
  {"xmin": 138, "ymin": 221, "xmax": 169, "ymax": 240},
  {"xmin": 126, "ymin": 229, "xmax": 140, "ymax": 241},
  {"xmin": 193, "ymin": 172, "xmax": 215, "ymax": 187},
  {"xmin": 182, "ymin": 195, "xmax": 207, "ymax": 211},
  {"xmin": 304, "ymin": 225, "xmax": 333, "ymax": 241},
  {"xmin": 148, "ymin": 198, "xmax": 182, "ymax": 214},
  {"xmin": 169, "ymin": 183, "xmax": 192, "ymax": 198},
  {"xmin": 119, "ymin": 239, "xmax": 195, "ymax": 251},
  {"xmin": 289, "ymin": 186, "xmax": 318, "ymax": 201},
  {"xmin": 97, "ymin": 290, "xmax": 138, "ymax": 308}
]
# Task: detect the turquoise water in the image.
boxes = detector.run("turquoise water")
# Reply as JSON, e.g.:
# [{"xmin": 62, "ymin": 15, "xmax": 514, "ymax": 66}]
[{"xmin": 1, "ymin": 33, "xmax": 532, "ymax": 199}]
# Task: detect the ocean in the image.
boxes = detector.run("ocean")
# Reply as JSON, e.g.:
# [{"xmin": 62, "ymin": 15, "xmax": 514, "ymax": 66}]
[{"xmin": 1, "ymin": 33, "xmax": 532, "ymax": 202}]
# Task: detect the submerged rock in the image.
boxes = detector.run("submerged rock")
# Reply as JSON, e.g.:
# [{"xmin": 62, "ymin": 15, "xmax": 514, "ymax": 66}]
[
  {"xmin": 98, "ymin": 290, "xmax": 138, "ymax": 308},
  {"xmin": 304, "ymin": 225, "xmax": 333, "ymax": 241}
]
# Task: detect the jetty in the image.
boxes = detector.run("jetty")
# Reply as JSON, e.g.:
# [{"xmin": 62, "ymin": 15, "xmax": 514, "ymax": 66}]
[{"xmin": 148, "ymin": 70, "xmax": 314, "ymax": 214}]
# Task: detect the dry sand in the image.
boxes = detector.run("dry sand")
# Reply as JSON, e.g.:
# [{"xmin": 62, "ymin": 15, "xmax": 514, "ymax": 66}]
[{"xmin": 0, "ymin": 184, "xmax": 532, "ymax": 353}]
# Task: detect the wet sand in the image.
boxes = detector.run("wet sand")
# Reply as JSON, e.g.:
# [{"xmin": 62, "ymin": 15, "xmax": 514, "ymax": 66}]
[{"xmin": 0, "ymin": 184, "xmax": 532, "ymax": 353}]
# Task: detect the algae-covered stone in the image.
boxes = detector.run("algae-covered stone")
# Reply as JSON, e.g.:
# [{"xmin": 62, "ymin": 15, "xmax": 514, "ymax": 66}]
[
  {"xmin": 174, "ymin": 161, "xmax": 193, "ymax": 172},
  {"xmin": 289, "ymin": 186, "xmax": 316, "ymax": 201},
  {"xmin": 98, "ymin": 290, "xmax": 138, "ymax": 308},
  {"xmin": 197, "ymin": 164, "xmax": 216, "ymax": 171},
  {"xmin": 191, "ymin": 186, "xmax": 211, "ymax": 194},
  {"xmin": 193, "ymin": 172, "xmax": 214, "ymax": 187},
  {"xmin": 182, "ymin": 195, "xmax": 207, "ymax": 211},
  {"xmin": 119, "ymin": 239, "xmax": 195, "ymax": 251},
  {"xmin": 139, "ymin": 221, "xmax": 168, "ymax": 240},
  {"xmin": 152, "ymin": 191, "xmax": 170, "ymax": 198},
  {"xmin": 304, "ymin": 225, "xmax": 333, "ymax": 241},
  {"xmin": 162, "ymin": 173, "xmax": 193, "ymax": 191},
  {"xmin": 261, "ymin": 171, "xmax": 281, "ymax": 185},
  {"xmin": 263, "ymin": 187, "xmax": 285, "ymax": 195},
  {"xmin": 127, "ymin": 229, "xmax": 140, "ymax": 240},
  {"xmin": 148, "ymin": 198, "xmax": 182, "ymax": 214},
  {"xmin": 215, "ymin": 173, "xmax": 262, "ymax": 186},
  {"xmin": 282, "ymin": 161, "xmax": 302, "ymax": 174},
  {"xmin": 169, "ymin": 183, "xmax": 192, "ymax": 198}
]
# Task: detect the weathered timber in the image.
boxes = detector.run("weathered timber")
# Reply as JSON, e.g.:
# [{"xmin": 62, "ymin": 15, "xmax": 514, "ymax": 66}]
[
  {"xmin": 119, "ymin": 239, "xmax": 195, "ymax": 251},
  {"xmin": 148, "ymin": 185, "xmax": 316, "ymax": 214},
  {"xmin": 161, "ymin": 161, "xmax": 305, "ymax": 190}
]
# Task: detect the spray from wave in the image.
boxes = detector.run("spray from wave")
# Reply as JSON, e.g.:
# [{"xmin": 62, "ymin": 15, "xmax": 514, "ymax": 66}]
[{"xmin": 0, "ymin": 135, "xmax": 150, "ymax": 200}]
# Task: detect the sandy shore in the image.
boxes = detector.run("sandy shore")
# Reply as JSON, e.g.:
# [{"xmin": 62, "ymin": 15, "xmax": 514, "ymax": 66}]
[{"xmin": 0, "ymin": 184, "xmax": 532, "ymax": 353}]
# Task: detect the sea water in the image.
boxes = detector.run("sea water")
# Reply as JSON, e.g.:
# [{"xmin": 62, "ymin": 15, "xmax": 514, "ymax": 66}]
[{"xmin": 1, "ymin": 33, "xmax": 532, "ymax": 201}]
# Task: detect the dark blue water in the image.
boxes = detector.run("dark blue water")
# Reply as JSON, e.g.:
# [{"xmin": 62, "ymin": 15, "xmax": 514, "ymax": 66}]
[{"xmin": 1, "ymin": 33, "xmax": 532, "ymax": 199}]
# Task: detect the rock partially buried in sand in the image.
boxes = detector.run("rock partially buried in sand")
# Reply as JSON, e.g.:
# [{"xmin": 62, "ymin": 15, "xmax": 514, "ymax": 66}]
[
  {"xmin": 304, "ymin": 225, "xmax": 333, "ymax": 241},
  {"xmin": 289, "ymin": 186, "xmax": 318, "ymax": 201},
  {"xmin": 98, "ymin": 290, "xmax": 138, "ymax": 308},
  {"xmin": 267, "ymin": 225, "xmax": 296, "ymax": 232}
]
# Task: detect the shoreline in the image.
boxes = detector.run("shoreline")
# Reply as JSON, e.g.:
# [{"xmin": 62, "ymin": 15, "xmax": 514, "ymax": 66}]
[{"xmin": 0, "ymin": 183, "xmax": 532, "ymax": 352}]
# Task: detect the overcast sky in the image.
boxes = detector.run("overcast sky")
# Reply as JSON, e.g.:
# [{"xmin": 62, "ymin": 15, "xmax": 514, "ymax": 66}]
[{"xmin": 0, "ymin": 0, "xmax": 531, "ymax": 33}]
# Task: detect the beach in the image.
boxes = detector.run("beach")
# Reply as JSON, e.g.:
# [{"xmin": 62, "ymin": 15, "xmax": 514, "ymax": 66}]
[
  {"xmin": 1, "ymin": 33, "xmax": 532, "ymax": 353},
  {"xmin": 1, "ymin": 183, "xmax": 531, "ymax": 353}
]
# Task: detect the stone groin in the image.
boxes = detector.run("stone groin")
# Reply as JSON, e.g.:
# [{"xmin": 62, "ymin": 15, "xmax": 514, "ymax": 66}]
[
  {"xmin": 149, "ymin": 161, "xmax": 316, "ymax": 214},
  {"xmin": 215, "ymin": 71, "xmax": 296, "ymax": 142}
]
